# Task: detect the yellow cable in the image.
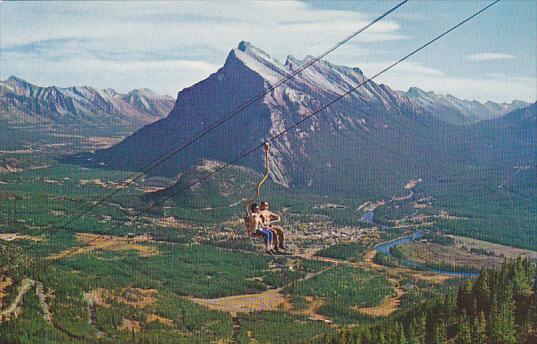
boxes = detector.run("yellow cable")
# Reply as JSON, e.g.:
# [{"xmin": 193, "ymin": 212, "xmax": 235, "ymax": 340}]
[{"xmin": 256, "ymin": 143, "xmax": 270, "ymax": 199}]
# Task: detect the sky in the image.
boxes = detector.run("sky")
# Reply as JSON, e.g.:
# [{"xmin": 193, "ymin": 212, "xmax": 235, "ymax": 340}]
[{"xmin": 1, "ymin": 0, "xmax": 536, "ymax": 102}]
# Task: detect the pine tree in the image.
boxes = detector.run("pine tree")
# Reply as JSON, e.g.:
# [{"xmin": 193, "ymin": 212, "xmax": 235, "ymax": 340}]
[
  {"xmin": 407, "ymin": 319, "xmax": 420, "ymax": 344},
  {"xmin": 473, "ymin": 271, "xmax": 491, "ymax": 313},
  {"xmin": 396, "ymin": 321, "xmax": 407, "ymax": 344},
  {"xmin": 377, "ymin": 331, "xmax": 386, "ymax": 344},
  {"xmin": 433, "ymin": 321, "xmax": 446, "ymax": 344},
  {"xmin": 527, "ymin": 272, "xmax": 537, "ymax": 343},
  {"xmin": 456, "ymin": 282, "xmax": 473, "ymax": 316},
  {"xmin": 471, "ymin": 312, "xmax": 487, "ymax": 344},
  {"xmin": 533, "ymin": 271, "xmax": 537, "ymax": 313},
  {"xmin": 384, "ymin": 322, "xmax": 397, "ymax": 344},
  {"xmin": 455, "ymin": 315, "xmax": 472, "ymax": 344},
  {"xmin": 488, "ymin": 302, "xmax": 517, "ymax": 344}
]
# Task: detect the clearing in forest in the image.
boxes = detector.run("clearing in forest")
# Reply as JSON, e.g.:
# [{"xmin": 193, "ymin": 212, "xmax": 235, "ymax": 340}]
[
  {"xmin": 0, "ymin": 233, "xmax": 44, "ymax": 242},
  {"xmin": 47, "ymin": 233, "xmax": 158, "ymax": 259},
  {"xmin": 356, "ymin": 279, "xmax": 404, "ymax": 317},
  {"xmin": 0, "ymin": 278, "xmax": 34, "ymax": 322},
  {"xmin": 188, "ymin": 288, "xmax": 285, "ymax": 314}
]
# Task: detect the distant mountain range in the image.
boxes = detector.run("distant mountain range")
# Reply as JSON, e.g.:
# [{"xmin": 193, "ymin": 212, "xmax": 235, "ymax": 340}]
[
  {"xmin": 403, "ymin": 86, "xmax": 527, "ymax": 125},
  {"xmin": 0, "ymin": 76, "xmax": 174, "ymax": 136},
  {"xmin": 68, "ymin": 41, "xmax": 534, "ymax": 199}
]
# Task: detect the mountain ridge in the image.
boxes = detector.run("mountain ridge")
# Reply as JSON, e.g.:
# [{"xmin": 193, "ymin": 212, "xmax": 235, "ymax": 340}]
[
  {"xmin": 68, "ymin": 42, "xmax": 535, "ymax": 195},
  {"xmin": 0, "ymin": 76, "xmax": 175, "ymax": 135}
]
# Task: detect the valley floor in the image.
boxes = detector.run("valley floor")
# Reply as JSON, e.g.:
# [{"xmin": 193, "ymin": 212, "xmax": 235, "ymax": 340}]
[{"xmin": 0, "ymin": 157, "xmax": 535, "ymax": 343}]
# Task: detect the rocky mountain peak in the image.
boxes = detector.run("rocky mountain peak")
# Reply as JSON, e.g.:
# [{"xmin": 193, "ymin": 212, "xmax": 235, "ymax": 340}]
[
  {"xmin": 406, "ymin": 87, "xmax": 430, "ymax": 98},
  {"xmin": 224, "ymin": 41, "xmax": 288, "ymax": 85}
]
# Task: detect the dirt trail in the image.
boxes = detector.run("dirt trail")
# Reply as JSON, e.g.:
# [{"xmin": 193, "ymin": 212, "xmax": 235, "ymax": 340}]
[
  {"xmin": 83, "ymin": 291, "xmax": 105, "ymax": 338},
  {"xmin": 0, "ymin": 276, "xmax": 13, "ymax": 308},
  {"xmin": 0, "ymin": 278, "xmax": 34, "ymax": 322},
  {"xmin": 35, "ymin": 281, "xmax": 52, "ymax": 324}
]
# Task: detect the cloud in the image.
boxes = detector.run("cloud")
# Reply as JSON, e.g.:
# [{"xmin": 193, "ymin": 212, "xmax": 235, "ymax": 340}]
[
  {"xmin": 362, "ymin": 61, "xmax": 535, "ymax": 103},
  {"xmin": 1, "ymin": 2, "xmax": 533, "ymax": 103},
  {"xmin": 466, "ymin": 53, "xmax": 515, "ymax": 61},
  {"xmin": 360, "ymin": 61, "xmax": 445, "ymax": 77},
  {"xmin": 0, "ymin": 1, "xmax": 409, "ymax": 95}
]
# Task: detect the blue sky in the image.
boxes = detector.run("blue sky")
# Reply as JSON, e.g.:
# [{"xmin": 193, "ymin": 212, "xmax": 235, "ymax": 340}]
[{"xmin": 1, "ymin": 0, "xmax": 535, "ymax": 102}]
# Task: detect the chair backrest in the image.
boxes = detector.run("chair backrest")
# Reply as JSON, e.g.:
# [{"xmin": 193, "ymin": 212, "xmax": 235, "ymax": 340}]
[{"xmin": 243, "ymin": 212, "xmax": 250, "ymax": 230}]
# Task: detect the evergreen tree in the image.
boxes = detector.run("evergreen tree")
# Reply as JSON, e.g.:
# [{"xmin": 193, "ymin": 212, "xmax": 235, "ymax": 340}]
[
  {"xmin": 377, "ymin": 331, "xmax": 386, "ymax": 344},
  {"xmin": 471, "ymin": 312, "xmax": 487, "ymax": 344},
  {"xmin": 407, "ymin": 319, "xmax": 420, "ymax": 344},
  {"xmin": 395, "ymin": 321, "xmax": 407, "ymax": 344},
  {"xmin": 455, "ymin": 315, "xmax": 472, "ymax": 344},
  {"xmin": 533, "ymin": 271, "xmax": 537, "ymax": 319},
  {"xmin": 433, "ymin": 321, "xmax": 447, "ymax": 344},
  {"xmin": 473, "ymin": 271, "xmax": 491, "ymax": 313},
  {"xmin": 527, "ymin": 273, "xmax": 537, "ymax": 343},
  {"xmin": 456, "ymin": 283, "xmax": 473, "ymax": 316},
  {"xmin": 488, "ymin": 302, "xmax": 517, "ymax": 344},
  {"xmin": 384, "ymin": 322, "xmax": 397, "ymax": 344}
]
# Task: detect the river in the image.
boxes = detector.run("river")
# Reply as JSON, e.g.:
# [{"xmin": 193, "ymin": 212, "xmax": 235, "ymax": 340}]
[
  {"xmin": 359, "ymin": 193, "xmax": 478, "ymax": 277},
  {"xmin": 374, "ymin": 232, "xmax": 479, "ymax": 278}
]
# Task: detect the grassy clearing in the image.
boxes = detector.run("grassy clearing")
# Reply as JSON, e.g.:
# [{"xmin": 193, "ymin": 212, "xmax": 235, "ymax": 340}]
[{"xmin": 286, "ymin": 266, "xmax": 395, "ymax": 324}]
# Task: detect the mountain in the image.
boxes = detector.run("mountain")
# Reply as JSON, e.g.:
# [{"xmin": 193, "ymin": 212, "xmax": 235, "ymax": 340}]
[
  {"xmin": 469, "ymin": 102, "xmax": 536, "ymax": 163},
  {"xmin": 404, "ymin": 87, "xmax": 527, "ymax": 125},
  {"xmin": 0, "ymin": 76, "xmax": 174, "ymax": 136},
  {"xmin": 71, "ymin": 42, "xmax": 535, "ymax": 198}
]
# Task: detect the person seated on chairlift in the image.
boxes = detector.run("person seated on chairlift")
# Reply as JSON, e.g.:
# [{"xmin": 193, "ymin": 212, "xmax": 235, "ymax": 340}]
[
  {"xmin": 245, "ymin": 203, "xmax": 277, "ymax": 254},
  {"xmin": 259, "ymin": 201, "xmax": 286, "ymax": 250}
]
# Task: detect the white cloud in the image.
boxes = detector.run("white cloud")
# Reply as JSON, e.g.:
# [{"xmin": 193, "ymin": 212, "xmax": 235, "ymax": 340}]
[
  {"xmin": 1, "ymin": 2, "xmax": 534, "ymax": 103},
  {"xmin": 0, "ymin": 1, "xmax": 409, "ymax": 95},
  {"xmin": 361, "ymin": 61, "xmax": 536, "ymax": 102},
  {"xmin": 360, "ymin": 61, "xmax": 445, "ymax": 77},
  {"xmin": 466, "ymin": 53, "xmax": 515, "ymax": 61}
]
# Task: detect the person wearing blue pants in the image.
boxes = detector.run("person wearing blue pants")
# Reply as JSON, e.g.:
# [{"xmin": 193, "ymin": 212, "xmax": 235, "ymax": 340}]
[{"xmin": 245, "ymin": 203, "xmax": 275, "ymax": 254}]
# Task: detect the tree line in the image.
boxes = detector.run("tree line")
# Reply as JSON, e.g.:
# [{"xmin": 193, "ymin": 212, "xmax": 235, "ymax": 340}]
[{"xmin": 314, "ymin": 258, "xmax": 537, "ymax": 344}]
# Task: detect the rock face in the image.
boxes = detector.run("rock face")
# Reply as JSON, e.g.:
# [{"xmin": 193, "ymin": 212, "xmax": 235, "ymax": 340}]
[
  {"xmin": 0, "ymin": 76, "xmax": 174, "ymax": 135},
  {"xmin": 78, "ymin": 42, "xmax": 534, "ymax": 195}
]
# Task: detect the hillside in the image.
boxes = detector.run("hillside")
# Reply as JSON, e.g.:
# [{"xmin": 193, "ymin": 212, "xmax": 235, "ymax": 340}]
[{"xmin": 148, "ymin": 159, "xmax": 262, "ymax": 208}]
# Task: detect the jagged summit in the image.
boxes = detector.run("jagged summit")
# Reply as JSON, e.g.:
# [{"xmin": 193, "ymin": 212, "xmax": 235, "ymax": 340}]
[
  {"xmin": 222, "ymin": 41, "xmax": 374, "ymax": 98},
  {"xmin": 6, "ymin": 75, "xmax": 30, "ymax": 84},
  {"xmin": 224, "ymin": 41, "xmax": 288, "ymax": 85},
  {"xmin": 237, "ymin": 41, "xmax": 271, "ymax": 59},
  {"xmin": 407, "ymin": 87, "xmax": 431, "ymax": 98}
]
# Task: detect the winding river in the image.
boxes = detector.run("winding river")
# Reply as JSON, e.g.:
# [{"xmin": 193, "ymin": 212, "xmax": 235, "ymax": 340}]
[
  {"xmin": 359, "ymin": 189, "xmax": 478, "ymax": 278},
  {"xmin": 374, "ymin": 232, "xmax": 479, "ymax": 278}
]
